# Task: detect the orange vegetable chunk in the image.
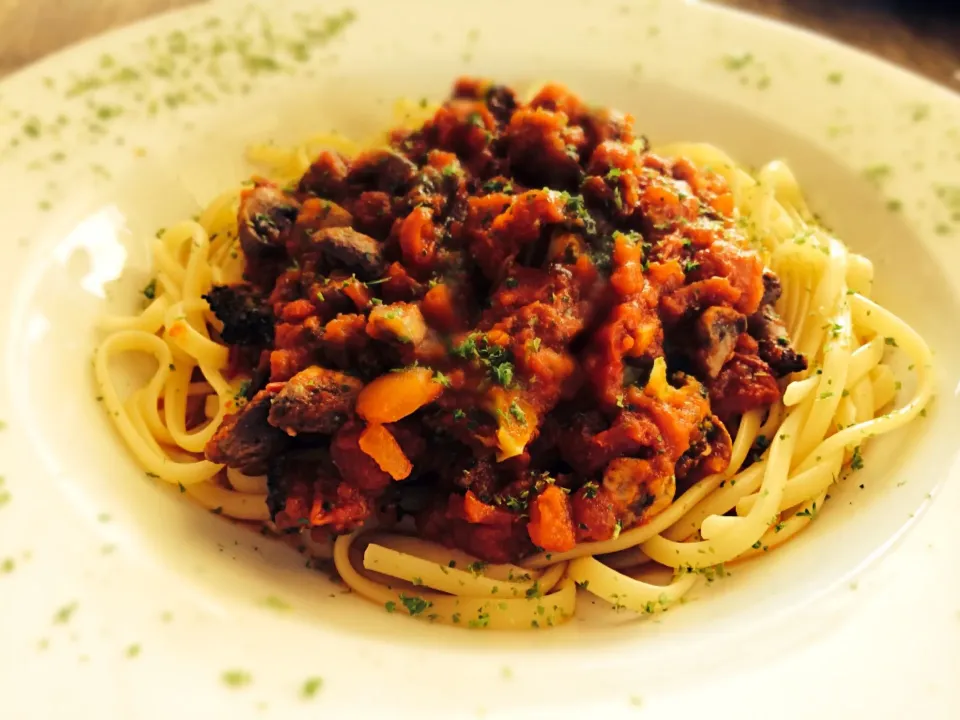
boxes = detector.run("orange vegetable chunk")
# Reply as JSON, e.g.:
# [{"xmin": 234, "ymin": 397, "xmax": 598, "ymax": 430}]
[
  {"xmin": 358, "ymin": 423, "xmax": 412, "ymax": 480},
  {"xmin": 355, "ymin": 367, "xmax": 444, "ymax": 423},
  {"xmin": 527, "ymin": 484, "xmax": 576, "ymax": 552}
]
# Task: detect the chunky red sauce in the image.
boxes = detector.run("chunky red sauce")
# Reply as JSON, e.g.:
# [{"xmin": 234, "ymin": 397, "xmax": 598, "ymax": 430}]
[{"xmin": 203, "ymin": 78, "xmax": 806, "ymax": 563}]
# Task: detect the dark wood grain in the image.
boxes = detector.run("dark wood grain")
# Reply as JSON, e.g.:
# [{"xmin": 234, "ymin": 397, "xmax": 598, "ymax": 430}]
[
  {"xmin": 0, "ymin": 0, "xmax": 957, "ymax": 86},
  {"xmin": 715, "ymin": 0, "xmax": 960, "ymax": 87}
]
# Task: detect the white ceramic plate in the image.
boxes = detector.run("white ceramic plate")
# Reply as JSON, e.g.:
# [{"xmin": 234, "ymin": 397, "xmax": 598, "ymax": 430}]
[{"xmin": 1, "ymin": 0, "xmax": 959, "ymax": 717}]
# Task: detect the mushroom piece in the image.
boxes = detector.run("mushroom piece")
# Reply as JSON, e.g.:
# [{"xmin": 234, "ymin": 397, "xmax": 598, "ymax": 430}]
[
  {"xmin": 237, "ymin": 185, "xmax": 301, "ymax": 260},
  {"xmin": 267, "ymin": 366, "xmax": 364, "ymax": 436},
  {"xmin": 309, "ymin": 227, "xmax": 386, "ymax": 279},
  {"xmin": 694, "ymin": 306, "xmax": 747, "ymax": 378}
]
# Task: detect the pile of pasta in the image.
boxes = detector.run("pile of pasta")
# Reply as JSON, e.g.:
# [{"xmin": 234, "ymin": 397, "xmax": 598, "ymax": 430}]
[{"xmin": 94, "ymin": 130, "xmax": 932, "ymax": 629}]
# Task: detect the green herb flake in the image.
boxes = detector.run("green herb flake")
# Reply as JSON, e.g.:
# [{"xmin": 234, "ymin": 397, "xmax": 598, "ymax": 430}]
[
  {"xmin": 126, "ymin": 643, "xmax": 141, "ymax": 658},
  {"xmin": 722, "ymin": 52, "xmax": 753, "ymax": 71},
  {"xmin": 468, "ymin": 612, "xmax": 490, "ymax": 628},
  {"xmin": 262, "ymin": 595, "xmax": 292, "ymax": 611},
  {"xmin": 301, "ymin": 676, "xmax": 324, "ymax": 699},
  {"xmin": 222, "ymin": 669, "xmax": 252, "ymax": 688},
  {"xmin": 611, "ymin": 519, "xmax": 623, "ymax": 540},
  {"xmin": 466, "ymin": 561, "xmax": 487, "ymax": 576},
  {"xmin": 911, "ymin": 104, "xmax": 930, "ymax": 122},
  {"xmin": 53, "ymin": 602, "xmax": 78, "ymax": 624},
  {"xmin": 398, "ymin": 594, "xmax": 431, "ymax": 616},
  {"xmin": 22, "ymin": 117, "xmax": 42, "ymax": 138},
  {"xmin": 850, "ymin": 446, "xmax": 864, "ymax": 471},
  {"xmin": 508, "ymin": 401, "xmax": 527, "ymax": 424},
  {"xmin": 493, "ymin": 362, "xmax": 514, "ymax": 387},
  {"xmin": 863, "ymin": 164, "xmax": 892, "ymax": 185},
  {"xmin": 826, "ymin": 71, "xmax": 844, "ymax": 85},
  {"xmin": 884, "ymin": 336, "xmax": 899, "ymax": 347}
]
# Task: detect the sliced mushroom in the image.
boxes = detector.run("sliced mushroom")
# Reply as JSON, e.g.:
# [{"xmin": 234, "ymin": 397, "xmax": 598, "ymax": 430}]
[
  {"xmin": 267, "ymin": 366, "xmax": 364, "ymax": 435},
  {"xmin": 747, "ymin": 269, "xmax": 808, "ymax": 377},
  {"xmin": 748, "ymin": 304, "xmax": 808, "ymax": 377},
  {"xmin": 347, "ymin": 149, "xmax": 418, "ymax": 194},
  {"xmin": 695, "ymin": 306, "xmax": 747, "ymax": 378},
  {"xmin": 238, "ymin": 185, "xmax": 301, "ymax": 259},
  {"xmin": 298, "ymin": 150, "xmax": 350, "ymax": 201},
  {"xmin": 310, "ymin": 226, "xmax": 386, "ymax": 278},
  {"xmin": 205, "ymin": 386, "xmax": 289, "ymax": 471}
]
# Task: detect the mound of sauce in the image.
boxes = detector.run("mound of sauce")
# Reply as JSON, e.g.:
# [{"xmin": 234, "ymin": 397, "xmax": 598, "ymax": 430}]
[{"xmin": 202, "ymin": 78, "xmax": 806, "ymax": 563}]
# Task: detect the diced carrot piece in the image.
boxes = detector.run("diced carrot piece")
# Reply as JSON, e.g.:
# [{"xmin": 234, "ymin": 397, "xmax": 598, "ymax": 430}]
[
  {"xmin": 323, "ymin": 315, "xmax": 358, "ymax": 343},
  {"xmin": 358, "ymin": 423, "xmax": 412, "ymax": 480},
  {"xmin": 461, "ymin": 490, "xmax": 514, "ymax": 525},
  {"xmin": 341, "ymin": 277, "xmax": 372, "ymax": 310},
  {"xmin": 710, "ymin": 192, "xmax": 735, "ymax": 217},
  {"xmin": 612, "ymin": 232, "xmax": 643, "ymax": 265},
  {"xmin": 269, "ymin": 348, "xmax": 310, "ymax": 382},
  {"xmin": 274, "ymin": 322, "xmax": 305, "ymax": 348},
  {"xmin": 399, "ymin": 206, "xmax": 437, "ymax": 268},
  {"xmin": 280, "ymin": 299, "xmax": 316, "ymax": 322},
  {"xmin": 611, "ymin": 261, "xmax": 644, "ymax": 297},
  {"xmin": 355, "ymin": 367, "xmax": 444, "ymax": 423},
  {"xmin": 485, "ymin": 329, "xmax": 511, "ymax": 348},
  {"xmin": 527, "ymin": 485, "xmax": 576, "ymax": 552},
  {"xmin": 487, "ymin": 387, "xmax": 538, "ymax": 461},
  {"xmin": 366, "ymin": 302, "xmax": 427, "ymax": 346},
  {"xmin": 421, "ymin": 283, "xmax": 461, "ymax": 332}
]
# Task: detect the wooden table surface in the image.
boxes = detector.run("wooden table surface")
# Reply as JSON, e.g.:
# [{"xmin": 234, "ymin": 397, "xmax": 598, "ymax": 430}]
[{"xmin": 1, "ymin": 0, "xmax": 958, "ymax": 86}]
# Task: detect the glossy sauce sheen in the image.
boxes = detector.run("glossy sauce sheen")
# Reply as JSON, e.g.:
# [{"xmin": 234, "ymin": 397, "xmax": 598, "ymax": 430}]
[{"xmin": 202, "ymin": 79, "xmax": 806, "ymax": 564}]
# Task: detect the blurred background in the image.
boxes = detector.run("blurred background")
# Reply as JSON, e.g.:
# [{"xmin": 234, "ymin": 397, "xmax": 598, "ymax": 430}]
[{"xmin": 0, "ymin": 0, "xmax": 957, "ymax": 85}]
